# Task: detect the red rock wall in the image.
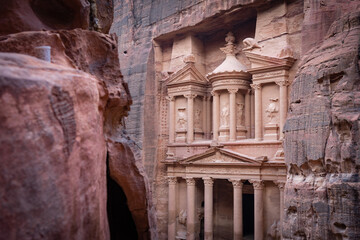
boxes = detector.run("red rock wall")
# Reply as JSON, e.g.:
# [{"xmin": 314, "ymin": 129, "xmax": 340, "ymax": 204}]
[
  {"xmin": 283, "ymin": 7, "xmax": 360, "ymax": 239},
  {"xmin": 0, "ymin": 1, "xmax": 155, "ymax": 239},
  {"xmin": 0, "ymin": 53, "xmax": 109, "ymax": 240}
]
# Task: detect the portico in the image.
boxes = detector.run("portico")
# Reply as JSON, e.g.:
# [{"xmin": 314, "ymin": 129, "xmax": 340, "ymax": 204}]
[{"xmin": 165, "ymin": 147, "xmax": 286, "ymax": 240}]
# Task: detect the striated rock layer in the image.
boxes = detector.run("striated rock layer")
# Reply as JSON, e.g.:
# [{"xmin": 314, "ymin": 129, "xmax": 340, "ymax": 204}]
[
  {"xmin": 283, "ymin": 10, "xmax": 360, "ymax": 239},
  {"xmin": 0, "ymin": 8, "xmax": 155, "ymax": 240},
  {"xmin": 0, "ymin": 53, "xmax": 109, "ymax": 240}
]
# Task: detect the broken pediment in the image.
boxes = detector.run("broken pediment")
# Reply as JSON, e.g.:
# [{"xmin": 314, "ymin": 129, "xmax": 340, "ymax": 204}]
[
  {"xmin": 244, "ymin": 51, "xmax": 295, "ymax": 70},
  {"xmin": 166, "ymin": 63, "xmax": 208, "ymax": 87},
  {"xmin": 180, "ymin": 147, "xmax": 264, "ymax": 166}
]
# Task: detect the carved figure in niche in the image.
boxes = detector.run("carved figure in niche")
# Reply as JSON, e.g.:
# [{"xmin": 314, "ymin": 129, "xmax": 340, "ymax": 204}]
[
  {"xmin": 220, "ymin": 106, "xmax": 229, "ymax": 127},
  {"xmin": 177, "ymin": 108, "xmax": 187, "ymax": 130},
  {"xmin": 242, "ymin": 38, "xmax": 261, "ymax": 51},
  {"xmin": 266, "ymin": 220, "xmax": 280, "ymax": 240},
  {"xmin": 194, "ymin": 108, "xmax": 202, "ymax": 129},
  {"xmin": 237, "ymin": 102, "xmax": 244, "ymax": 126},
  {"xmin": 176, "ymin": 210, "xmax": 187, "ymax": 240},
  {"xmin": 265, "ymin": 98, "xmax": 279, "ymax": 124}
]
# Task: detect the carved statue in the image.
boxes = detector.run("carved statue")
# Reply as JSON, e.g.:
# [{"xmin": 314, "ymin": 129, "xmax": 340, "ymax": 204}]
[
  {"xmin": 237, "ymin": 102, "xmax": 244, "ymax": 126},
  {"xmin": 177, "ymin": 108, "xmax": 187, "ymax": 130},
  {"xmin": 266, "ymin": 220, "xmax": 280, "ymax": 240},
  {"xmin": 220, "ymin": 106, "xmax": 229, "ymax": 127},
  {"xmin": 178, "ymin": 209, "xmax": 187, "ymax": 225},
  {"xmin": 176, "ymin": 210, "xmax": 187, "ymax": 240},
  {"xmin": 242, "ymin": 38, "xmax": 261, "ymax": 51},
  {"xmin": 265, "ymin": 98, "xmax": 279, "ymax": 124},
  {"xmin": 194, "ymin": 108, "xmax": 202, "ymax": 129}
]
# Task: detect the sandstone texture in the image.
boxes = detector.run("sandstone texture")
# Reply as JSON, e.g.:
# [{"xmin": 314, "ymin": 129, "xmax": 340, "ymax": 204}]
[
  {"xmin": 107, "ymin": 137, "xmax": 157, "ymax": 239},
  {"xmin": 283, "ymin": 9, "xmax": 360, "ymax": 240},
  {"xmin": 0, "ymin": 2, "xmax": 155, "ymax": 239},
  {"xmin": 0, "ymin": 53, "xmax": 108, "ymax": 240},
  {"xmin": 0, "ymin": 0, "xmax": 113, "ymax": 34}
]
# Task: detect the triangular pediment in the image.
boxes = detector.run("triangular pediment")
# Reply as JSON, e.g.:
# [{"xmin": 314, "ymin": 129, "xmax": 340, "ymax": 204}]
[
  {"xmin": 244, "ymin": 52, "xmax": 295, "ymax": 70},
  {"xmin": 180, "ymin": 147, "xmax": 264, "ymax": 166},
  {"xmin": 166, "ymin": 63, "xmax": 208, "ymax": 87}
]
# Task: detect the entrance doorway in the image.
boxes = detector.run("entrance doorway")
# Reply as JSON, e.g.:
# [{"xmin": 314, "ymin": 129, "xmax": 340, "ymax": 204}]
[{"xmin": 243, "ymin": 181, "xmax": 254, "ymax": 239}]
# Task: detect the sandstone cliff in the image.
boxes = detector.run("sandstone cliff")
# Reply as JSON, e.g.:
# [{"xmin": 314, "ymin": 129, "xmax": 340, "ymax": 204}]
[
  {"xmin": 283, "ymin": 9, "xmax": 360, "ymax": 240},
  {"xmin": 0, "ymin": 1, "xmax": 155, "ymax": 239}
]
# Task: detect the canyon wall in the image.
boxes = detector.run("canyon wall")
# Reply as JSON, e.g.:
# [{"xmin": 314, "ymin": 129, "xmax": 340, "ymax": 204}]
[
  {"xmin": 283, "ymin": 3, "xmax": 360, "ymax": 240},
  {"xmin": 113, "ymin": 0, "xmax": 360, "ymax": 239},
  {"xmin": 0, "ymin": 1, "xmax": 155, "ymax": 239}
]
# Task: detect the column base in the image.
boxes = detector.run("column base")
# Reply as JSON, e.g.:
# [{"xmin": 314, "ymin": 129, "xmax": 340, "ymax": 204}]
[
  {"xmin": 264, "ymin": 123, "xmax": 279, "ymax": 140},
  {"xmin": 194, "ymin": 128, "xmax": 204, "ymax": 140},
  {"xmin": 219, "ymin": 127, "xmax": 229, "ymax": 142},
  {"xmin": 176, "ymin": 130, "xmax": 187, "ymax": 143},
  {"xmin": 236, "ymin": 126, "xmax": 247, "ymax": 140}
]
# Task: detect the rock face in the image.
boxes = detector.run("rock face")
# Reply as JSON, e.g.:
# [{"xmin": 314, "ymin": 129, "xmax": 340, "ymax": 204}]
[
  {"xmin": 0, "ymin": 53, "xmax": 109, "ymax": 240},
  {"xmin": 0, "ymin": 2, "xmax": 155, "ymax": 239},
  {"xmin": 283, "ymin": 10, "xmax": 360, "ymax": 240},
  {"xmin": 0, "ymin": 0, "xmax": 113, "ymax": 34}
]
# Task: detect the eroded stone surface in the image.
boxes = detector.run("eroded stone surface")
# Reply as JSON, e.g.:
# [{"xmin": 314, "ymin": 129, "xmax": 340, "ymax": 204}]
[
  {"xmin": 0, "ymin": 0, "xmax": 114, "ymax": 34},
  {"xmin": 283, "ymin": 10, "xmax": 360, "ymax": 239},
  {"xmin": 0, "ymin": 53, "xmax": 109, "ymax": 240}
]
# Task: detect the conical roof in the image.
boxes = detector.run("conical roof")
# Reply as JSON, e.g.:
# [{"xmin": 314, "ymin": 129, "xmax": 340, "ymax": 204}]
[{"xmin": 207, "ymin": 32, "xmax": 247, "ymax": 77}]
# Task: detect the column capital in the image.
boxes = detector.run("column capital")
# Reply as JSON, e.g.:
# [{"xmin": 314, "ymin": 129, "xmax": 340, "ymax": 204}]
[
  {"xmin": 166, "ymin": 95, "xmax": 175, "ymax": 101},
  {"xmin": 167, "ymin": 176, "xmax": 178, "ymax": 185},
  {"xmin": 246, "ymin": 88, "xmax": 252, "ymax": 95},
  {"xmin": 184, "ymin": 93, "xmax": 197, "ymax": 99},
  {"xmin": 227, "ymin": 88, "xmax": 238, "ymax": 94},
  {"xmin": 275, "ymin": 80, "xmax": 289, "ymax": 87},
  {"xmin": 185, "ymin": 177, "xmax": 196, "ymax": 186},
  {"xmin": 274, "ymin": 181, "xmax": 286, "ymax": 190},
  {"xmin": 229, "ymin": 179, "xmax": 243, "ymax": 188},
  {"xmin": 203, "ymin": 177, "xmax": 214, "ymax": 186},
  {"xmin": 250, "ymin": 180, "xmax": 264, "ymax": 190},
  {"xmin": 211, "ymin": 90, "xmax": 219, "ymax": 96},
  {"xmin": 250, "ymin": 83, "xmax": 261, "ymax": 90}
]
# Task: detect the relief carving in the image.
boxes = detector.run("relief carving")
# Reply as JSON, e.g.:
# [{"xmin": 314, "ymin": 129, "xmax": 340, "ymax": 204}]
[
  {"xmin": 194, "ymin": 108, "xmax": 202, "ymax": 129},
  {"xmin": 237, "ymin": 102, "xmax": 245, "ymax": 126},
  {"xmin": 177, "ymin": 108, "xmax": 187, "ymax": 130},
  {"xmin": 265, "ymin": 98, "xmax": 279, "ymax": 124},
  {"xmin": 242, "ymin": 38, "xmax": 261, "ymax": 51},
  {"xmin": 220, "ymin": 106, "xmax": 229, "ymax": 127}
]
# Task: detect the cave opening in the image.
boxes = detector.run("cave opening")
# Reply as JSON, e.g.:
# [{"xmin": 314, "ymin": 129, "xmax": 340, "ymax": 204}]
[{"xmin": 106, "ymin": 157, "xmax": 138, "ymax": 240}]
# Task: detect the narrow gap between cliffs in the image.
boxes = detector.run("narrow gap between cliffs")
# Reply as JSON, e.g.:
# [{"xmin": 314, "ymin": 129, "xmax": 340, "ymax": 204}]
[{"xmin": 106, "ymin": 154, "xmax": 138, "ymax": 240}]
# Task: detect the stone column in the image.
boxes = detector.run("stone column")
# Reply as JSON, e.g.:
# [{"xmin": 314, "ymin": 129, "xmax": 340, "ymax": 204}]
[
  {"xmin": 185, "ymin": 94, "xmax": 197, "ymax": 143},
  {"xmin": 251, "ymin": 84, "xmax": 262, "ymax": 140},
  {"xmin": 167, "ymin": 95, "xmax": 176, "ymax": 143},
  {"xmin": 211, "ymin": 91, "xmax": 220, "ymax": 141},
  {"xmin": 202, "ymin": 96, "xmax": 207, "ymax": 136},
  {"xmin": 251, "ymin": 180, "xmax": 264, "ymax": 240},
  {"xmin": 186, "ymin": 177, "xmax": 196, "ymax": 240},
  {"xmin": 228, "ymin": 88, "xmax": 238, "ymax": 141},
  {"xmin": 276, "ymin": 81, "xmax": 288, "ymax": 139},
  {"xmin": 206, "ymin": 96, "xmax": 212, "ymax": 139},
  {"xmin": 167, "ymin": 176, "xmax": 177, "ymax": 240},
  {"xmin": 245, "ymin": 89, "xmax": 251, "ymax": 139},
  {"xmin": 275, "ymin": 181, "xmax": 285, "ymax": 239},
  {"xmin": 230, "ymin": 179, "xmax": 243, "ymax": 240},
  {"xmin": 203, "ymin": 177, "xmax": 214, "ymax": 240}
]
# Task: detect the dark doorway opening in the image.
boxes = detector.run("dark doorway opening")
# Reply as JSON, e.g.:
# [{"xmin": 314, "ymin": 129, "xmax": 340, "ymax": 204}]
[
  {"xmin": 243, "ymin": 193, "xmax": 254, "ymax": 237},
  {"xmin": 107, "ymin": 158, "xmax": 138, "ymax": 240}
]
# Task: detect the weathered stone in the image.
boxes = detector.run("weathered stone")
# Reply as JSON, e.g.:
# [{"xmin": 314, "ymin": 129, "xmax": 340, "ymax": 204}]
[
  {"xmin": 0, "ymin": 52, "xmax": 109, "ymax": 240},
  {"xmin": 107, "ymin": 137, "xmax": 158, "ymax": 240},
  {"xmin": 283, "ymin": 10, "xmax": 360, "ymax": 239},
  {"xmin": 0, "ymin": 0, "xmax": 114, "ymax": 35}
]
